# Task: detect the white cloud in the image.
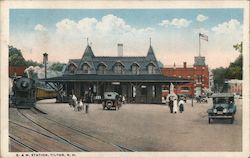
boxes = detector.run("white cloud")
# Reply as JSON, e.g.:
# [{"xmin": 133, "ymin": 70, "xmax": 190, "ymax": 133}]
[
  {"xmin": 56, "ymin": 14, "xmax": 154, "ymax": 38},
  {"xmin": 77, "ymin": 17, "xmax": 98, "ymax": 35},
  {"xmin": 211, "ymin": 19, "xmax": 242, "ymax": 34},
  {"xmin": 196, "ymin": 14, "xmax": 208, "ymax": 22},
  {"xmin": 34, "ymin": 24, "xmax": 47, "ymax": 32},
  {"xmin": 56, "ymin": 19, "xmax": 77, "ymax": 33},
  {"xmin": 96, "ymin": 14, "xmax": 132, "ymax": 34},
  {"xmin": 159, "ymin": 18, "xmax": 192, "ymax": 28}
]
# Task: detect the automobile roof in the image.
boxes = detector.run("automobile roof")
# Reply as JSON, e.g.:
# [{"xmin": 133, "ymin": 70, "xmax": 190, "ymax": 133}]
[{"xmin": 211, "ymin": 93, "xmax": 234, "ymax": 98}]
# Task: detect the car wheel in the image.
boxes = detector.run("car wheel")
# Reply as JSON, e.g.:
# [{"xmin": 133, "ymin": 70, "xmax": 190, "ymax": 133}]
[{"xmin": 231, "ymin": 115, "xmax": 234, "ymax": 124}]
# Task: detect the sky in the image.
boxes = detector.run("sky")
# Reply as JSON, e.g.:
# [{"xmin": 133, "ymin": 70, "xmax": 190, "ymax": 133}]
[{"xmin": 9, "ymin": 9, "xmax": 243, "ymax": 69}]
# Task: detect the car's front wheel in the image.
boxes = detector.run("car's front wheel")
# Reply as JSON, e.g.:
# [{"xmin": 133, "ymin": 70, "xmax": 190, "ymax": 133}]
[
  {"xmin": 208, "ymin": 118, "xmax": 211, "ymax": 124},
  {"xmin": 231, "ymin": 115, "xmax": 235, "ymax": 124}
]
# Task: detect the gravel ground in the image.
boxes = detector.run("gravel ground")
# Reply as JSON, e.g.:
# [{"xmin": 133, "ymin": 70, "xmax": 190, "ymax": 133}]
[{"xmin": 36, "ymin": 98, "xmax": 242, "ymax": 151}]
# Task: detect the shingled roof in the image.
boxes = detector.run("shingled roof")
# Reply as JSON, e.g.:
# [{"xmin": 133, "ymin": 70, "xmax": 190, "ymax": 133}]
[{"xmin": 64, "ymin": 44, "xmax": 161, "ymax": 75}]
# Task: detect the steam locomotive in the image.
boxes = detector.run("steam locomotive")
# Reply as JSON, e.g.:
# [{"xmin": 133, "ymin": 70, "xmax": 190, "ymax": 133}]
[
  {"xmin": 11, "ymin": 76, "xmax": 37, "ymax": 108},
  {"xmin": 10, "ymin": 76, "xmax": 57, "ymax": 108}
]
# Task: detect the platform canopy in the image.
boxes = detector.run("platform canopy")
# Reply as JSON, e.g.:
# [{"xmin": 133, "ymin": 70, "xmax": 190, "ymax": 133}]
[{"xmin": 42, "ymin": 74, "xmax": 192, "ymax": 84}]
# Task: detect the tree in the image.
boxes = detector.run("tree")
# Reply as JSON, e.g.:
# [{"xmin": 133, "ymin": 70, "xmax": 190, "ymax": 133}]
[
  {"xmin": 212, "ymin": 42, "xmax": 243, "ymax": 92},
  {"xmin": 49, "ymin": 62, "xmax": 66, "ymax": 72},
  {"xmin": 225, "ymin": 42, "xmax": 243, "ymax": 80},
  {"xmin": 9, "ymin": 45, "xmax": 26, "ymax": 66},
  {"xmin": 212, "ymin": 67, "xmax": 227, "ymax": 92},
  {"xmin": 26, "ymin": 60, "xmax": 43, "ymax": 67}
]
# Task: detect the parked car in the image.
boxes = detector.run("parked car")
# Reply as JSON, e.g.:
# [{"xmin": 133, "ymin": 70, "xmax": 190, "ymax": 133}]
[
  {"xmin": 207, "ymin": 93, "xmax": 236, "ymax": 124},
  {"xmin": 102, "ymin": 92, "xmax": 122, "ymax": 110},
  {"xmin": 195, "ymin": 95, "xmax": 208, "ymax": 103}
]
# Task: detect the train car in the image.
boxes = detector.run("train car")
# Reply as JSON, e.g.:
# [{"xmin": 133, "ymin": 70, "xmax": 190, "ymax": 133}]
[
  {"xmin": 36, "ymin": 87, "xmax": 57, "ymax": 100},
  {"xmin": 11, "ymin": 76, "xmax": 36, "ymax": 108}
]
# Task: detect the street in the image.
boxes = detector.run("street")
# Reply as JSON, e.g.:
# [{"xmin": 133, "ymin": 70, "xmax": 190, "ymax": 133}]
[{"xmin": 32, "ymin": 98, "xmax": 242, "ymax": 151}]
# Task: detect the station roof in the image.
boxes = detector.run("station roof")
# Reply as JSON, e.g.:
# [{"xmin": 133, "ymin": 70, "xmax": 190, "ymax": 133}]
[{"xmin": 42, "ymin": 74, "xmax": 192, "ymax": 83}]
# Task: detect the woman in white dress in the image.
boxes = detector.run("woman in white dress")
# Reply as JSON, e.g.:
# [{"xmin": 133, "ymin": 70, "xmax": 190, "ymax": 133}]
[{"xmin": 173, "ymin": 98, "xmax": 178, "ymax": 114}]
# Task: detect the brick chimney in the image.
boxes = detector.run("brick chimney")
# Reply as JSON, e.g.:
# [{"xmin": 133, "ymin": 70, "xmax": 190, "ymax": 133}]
[
  {"xmin": 184, "ymin": 62, "xmax": 187, "ymax": 68},
  {"xmin": 117, "ymin": 43, "xmax": 123, "ymax": 57}
]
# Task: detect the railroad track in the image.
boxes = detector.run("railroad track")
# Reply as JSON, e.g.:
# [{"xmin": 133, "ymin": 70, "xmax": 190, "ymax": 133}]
[
  {"xmin": 32, "ymin": 107, "xmax": 136, "ymax": 152},
  {"xmin": 16, "ymin": 109, "xmax": 90, "ymax": 151},
  {"xmin": 9, "ymin": 135, "xmax": 37, "ymax": 152},
  {"xmin": 9, "ymin": 118, "xmax": 82, "ymax": 152},
  {"xmin": 15, "ymin": 108, "xmax": 134, "ymax": 152}
]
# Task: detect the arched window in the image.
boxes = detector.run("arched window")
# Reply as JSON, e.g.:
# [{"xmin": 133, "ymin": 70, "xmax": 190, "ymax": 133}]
[
  {"xmin": 97, "ymin": 63, "xmax": 106, "ymax": 75},
  {"xmin": 113, "ymin": 62, "xmax": 124, "ymax": 74},
  {"xmin": 148, "ymin": 63, "xmax": 155, "ymax": 74},
  {"xmin": 68, "ymin": 63, "xmax": 77, "ymax": 73},
  {"xmin": 131, "ymin": 63, "xmax": 140, "ymax": 75},
  {"xmin": 82, "ymin": 63, "xmax": 90, "ymax": 74}
]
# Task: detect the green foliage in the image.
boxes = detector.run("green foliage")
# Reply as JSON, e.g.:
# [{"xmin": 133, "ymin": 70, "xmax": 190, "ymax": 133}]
[
  {"xmin": 49, "ymin": 62, "xmax": 66, "ymax": 72},
  {"xmin": 212, "ymin": 67, "xmax": 227, "ymax": 92},
  {"xmin": 26, "ymin": 60, "xmax": 43, "ymax": 67},
  {"xmin": 233, "ymin": 42, "xmax": 242, "ymax": 54},
  {"xmin": 9, "ymin": 45, "xmax": 26, "ymax": 66},
  {"xmin": 225, "ymin": 54, "xmax": 242, "ymax": 80},
  {"xmin": 212, "ymin": 42, "xmax": 243, "ymax": 92},
  {"xmin": 9, "ymin": 45, "xmax": 43, "ymax": 67}
]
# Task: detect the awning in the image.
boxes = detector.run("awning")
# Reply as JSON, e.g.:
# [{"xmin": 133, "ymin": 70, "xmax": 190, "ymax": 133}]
[{"xmin": 41, "ymin": 74, "xmax": 192, "ymax": 84}]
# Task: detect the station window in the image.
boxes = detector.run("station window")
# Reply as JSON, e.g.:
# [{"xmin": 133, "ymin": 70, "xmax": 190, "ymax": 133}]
[
  {"xmin": 97, "ymin": 64, "xmax": 106, "ymax": 75},
  {"xmin": 114, "ymin": 62, "xmax": 124, "ymax": 74},
  {"xmin": 148, "ymin": 64, "xmax": 155, "ymax": 74},
  {"xmin": 68, "ymin": 64, "xmax": 77, "ymax": 73},
  {"xmin": 82, "ymin": 63, "xmax": 90, "ymax": 74},
  {"xmin": 131, "ymin": 64, "xmax": 140, "ymax": 75}
]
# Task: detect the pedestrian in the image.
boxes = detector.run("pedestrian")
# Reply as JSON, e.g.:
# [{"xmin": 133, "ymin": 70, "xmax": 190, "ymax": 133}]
[
  {"xmin": 169, "ymin": 97, "xmax": 174, "ymax": 113},
  {"xmin": 178, "ymin": 99, "xmax": 185, "ymax": 113},
  {"xmin": 80, "ymin": 98, "xmax": 84, "ymax": 111},
  {"xmin": 173, "ymin": 98, "xmax": 178, "ymax": 114},
  {"xmin": 72, "ymin": 94, "xmax": 77, "ymax": 109},
  {"xmin": 84, "ymin": 91, "xmax": 91, "ymax": 114},
  {"xmin": 68, "ymin": 95, "xmax": 73, "ymax": 107}
]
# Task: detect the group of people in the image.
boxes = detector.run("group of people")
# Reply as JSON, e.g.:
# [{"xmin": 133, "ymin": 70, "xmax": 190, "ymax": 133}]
[
  {"xmin": 69, "ymin": 92, "xmax": 92, "ymax": 113},
  {"xmin": 167, "ymin": 95, "xmax": 185, "ymax": 114}
]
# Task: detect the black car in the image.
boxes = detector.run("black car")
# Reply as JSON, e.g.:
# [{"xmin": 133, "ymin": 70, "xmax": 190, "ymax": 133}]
[{"xmin": 207, "ymin": 93, "xmax": 236, "ymax": 124}]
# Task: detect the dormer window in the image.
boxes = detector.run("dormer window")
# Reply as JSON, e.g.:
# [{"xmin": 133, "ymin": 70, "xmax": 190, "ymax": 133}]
[
  {"xmin": 97, "ymin": 63, "xmax": 106, "ymax": 75},
  {"xmin": 131, "ymin": 63, "xmax": 140, "ymax": 75},
  {"xmin": 68, "ymin": 63, "xmax": 77, "ymax": 73},
  {"xmin": 113, "ymin": 62, "xmax": 124, "ymax": 74},
  {"xmin": 82, "ymin": 63, "xmax": 90, "ymax": 74},
  {"xmin": 148, "ymin": 63, "xmax": 155, "ymax": 74}
]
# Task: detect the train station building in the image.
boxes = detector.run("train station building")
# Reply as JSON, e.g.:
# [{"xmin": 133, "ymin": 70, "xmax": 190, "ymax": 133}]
[{"xmin": 44, "ymin": 43, "xmax": 191, "ymax": 104}]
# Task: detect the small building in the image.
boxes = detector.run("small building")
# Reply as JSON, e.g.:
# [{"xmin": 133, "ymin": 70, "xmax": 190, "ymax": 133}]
[
  {"xmin": 9, "ymin": 66, "xmax": 26, "ymax": 77},
  {"xmin": 161, "ymin": 56, "xmax": 210, "ymax": 97},
  {"xmin": 44, "ymin": 43, "xmax": 191, "ymax": 104},
  {"xmin": 226, "ymin": 79, "xmax": 242, "ymax": 96}
]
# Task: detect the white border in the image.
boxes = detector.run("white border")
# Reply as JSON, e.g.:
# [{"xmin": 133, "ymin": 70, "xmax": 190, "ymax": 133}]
[{"xmin": 1, "ymin": 1, "xmax": 249, "ymax": 158}]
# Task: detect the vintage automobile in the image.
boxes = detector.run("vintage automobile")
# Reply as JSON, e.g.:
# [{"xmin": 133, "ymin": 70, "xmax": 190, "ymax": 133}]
[
  {"xmin": 207, "ymin": 93, "xmax": 236, "ymax": 124},
  {"xmin": 196, "ymin": 95, "xmax": 208, "ymax": 103},
  {"xmin": 102, "ymin": 92, "xmax": 122, "ymax": 110}
]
